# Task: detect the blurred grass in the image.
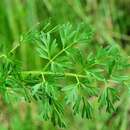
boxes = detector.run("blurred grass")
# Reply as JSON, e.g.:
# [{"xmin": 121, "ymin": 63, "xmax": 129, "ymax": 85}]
[{"xmin": 0, "ymin": 0, "xmax": 130, "ymax": 130}]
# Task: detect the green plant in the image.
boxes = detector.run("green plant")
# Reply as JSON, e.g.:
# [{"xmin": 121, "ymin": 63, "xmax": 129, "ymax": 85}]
[{"xmin": 0, "ymin": 22, "xmax": 129, "ymax": 128}]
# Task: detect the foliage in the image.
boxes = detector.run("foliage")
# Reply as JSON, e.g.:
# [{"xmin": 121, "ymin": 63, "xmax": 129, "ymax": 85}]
[{"xmin": 0, "ymin": 22, "xmax": 129, "ymax": 128}]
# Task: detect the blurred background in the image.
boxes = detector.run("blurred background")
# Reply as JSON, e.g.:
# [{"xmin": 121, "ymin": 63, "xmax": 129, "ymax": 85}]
[{"xmin": 0, "ymin": 0, "xmax": 130, "ymax": 130}]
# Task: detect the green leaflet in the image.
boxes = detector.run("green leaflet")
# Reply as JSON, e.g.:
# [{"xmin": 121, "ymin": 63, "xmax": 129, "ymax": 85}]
[
  {"xmin": 32, "ymin": 81, "xmax": 58, "ymax": 101},
  {"xmin": 42, "ymin": 101, "xmax": 51, "ymax": 120},
  {"xmin": 73, "ymin": 96, "xmax": 82, "ymax": 115},
  {"xmin": 36, "ymin": 32, "xmax": 58, "ymax": 60},
  {"xmin": 32, "ymin": 81, "xmax": 66, "ymax": 127},
  {"xmin": 111, "ymin": 75, "xmax": 129, "ymax": 83},
  {"xmin": 50, "ymin": 56, "xmax": 72, "ymax": 72},
  {"xmin": 81, "ymin": 83, "xmax": 99, "ymax": 97},
  {"xmin": 62, "ymin": 84, "xmax": 79, "ymax": 104},
  {"xmin": 72, "ymin": 96, "xmax": 93, "ymax": 119},
  {"xmin": 82, "ymin": 98, "xmax": 93, "ymax": 119},
  {"xmin": 51, "ymin": 100, "xmax": 66, "ymax": 128},
  {"xmin": 62, "ymin": 82, "xmax": 96, "ymax": 118},
  {"xmin": 59, "ymin": 23, "xmax": 77, "ymax": 48},
  {"xmin": 59, "ymin": 23, "xmax": 93, "ymax": 48},
  {"xmin": 85, "ymin": 68, "xmax": 105, "ymax": 82},
  {"xmin": 98, "ymin": 87, "xmax": 120, "ymax": 112}
]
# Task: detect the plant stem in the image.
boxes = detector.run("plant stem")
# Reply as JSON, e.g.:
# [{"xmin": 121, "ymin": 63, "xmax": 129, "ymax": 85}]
[
  {"xmin": 0, "ymin": 54, "xmax": 7, "ymax": 59},
  {"xmin": 21, "ymin": 71, "xmax": 87, "ymax": 79},
  {"xmin": 9, "ymin": 43, "xmax": 20, "ymax": 54}
]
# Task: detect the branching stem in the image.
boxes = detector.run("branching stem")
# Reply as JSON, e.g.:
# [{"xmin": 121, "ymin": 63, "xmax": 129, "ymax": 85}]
[{"xmin": 21, "ymin": 71, "xmax": 87, "ymax": 79}]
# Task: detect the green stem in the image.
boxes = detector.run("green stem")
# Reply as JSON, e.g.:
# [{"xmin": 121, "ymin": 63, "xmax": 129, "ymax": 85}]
[
  {"xmin": 0, "ymin": 54, "xmax": 7, "ymax": 59},
  {"xmin": 8, "ymin": 43, "xmax": 20, "ymax": 54},
  {"xmin": 21, "ymin": 71, "xmax": 115, "ymax": 83},
  {"xmin": 21, "ymin": 71, "xmax": 86, "ymax": 79}
]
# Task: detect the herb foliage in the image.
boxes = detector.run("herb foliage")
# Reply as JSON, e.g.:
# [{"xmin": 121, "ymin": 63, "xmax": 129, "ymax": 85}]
[{"xmin": 0, "ymin": 22, "xmax": 129, "ymax": 127}]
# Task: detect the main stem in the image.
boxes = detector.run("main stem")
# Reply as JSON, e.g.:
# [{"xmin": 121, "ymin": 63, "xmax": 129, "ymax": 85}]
[{"xmin": 21, "ymin": 71, "xmax": 87, "ymax": 79}]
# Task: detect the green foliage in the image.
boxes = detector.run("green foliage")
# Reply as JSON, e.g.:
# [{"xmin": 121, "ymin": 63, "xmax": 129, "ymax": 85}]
[{"xmin": 0, "ymin": 22, "xmax": 129, "ymax": 128}]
